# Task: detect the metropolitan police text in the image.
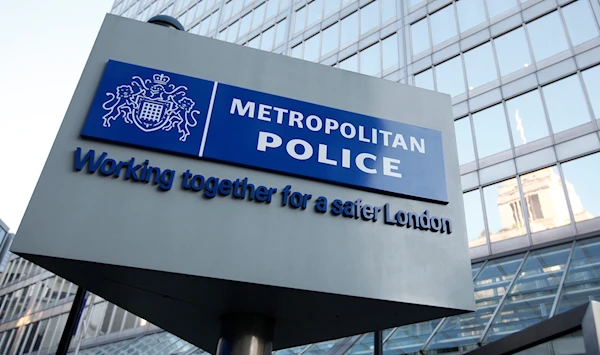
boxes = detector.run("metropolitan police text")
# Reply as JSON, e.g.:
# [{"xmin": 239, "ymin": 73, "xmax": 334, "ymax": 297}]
[{"xmin": 230, "ymin": 98, "xmax": 426, "ymax": 178}]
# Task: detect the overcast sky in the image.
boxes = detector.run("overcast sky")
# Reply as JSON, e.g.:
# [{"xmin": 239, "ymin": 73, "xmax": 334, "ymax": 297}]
[{"xmin": 0, "ymin": 1, "xmax": 114, "ymax": 231}]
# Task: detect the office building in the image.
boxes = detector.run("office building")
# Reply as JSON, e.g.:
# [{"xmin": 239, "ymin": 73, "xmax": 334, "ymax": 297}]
[{"xmin": 1, "ymin": 0, "xmax": 600, "ymax": 353}]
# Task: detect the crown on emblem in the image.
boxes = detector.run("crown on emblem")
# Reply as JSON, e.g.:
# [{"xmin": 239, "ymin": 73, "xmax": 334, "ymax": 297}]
[{"xmin": 152, "ymin": 73, "xmax": 170, "ymax": 85}]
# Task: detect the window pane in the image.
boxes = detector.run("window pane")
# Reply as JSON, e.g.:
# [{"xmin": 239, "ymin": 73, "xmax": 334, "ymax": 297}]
[
  {"xmin": 265, "ymin": 0, "xmax": 279, "ymax": 19},
  {"xmin": 431, "ymin": 5, "xmax": 457, "ymax": 46},
  {"xmin": 542, "ymin": 75, "xmax": 591, "ymax": 133},
  {"xmin": 463, "ymin": 190, "xmax": 487, "ymax": 247},
  {"xmin": 291, "ymin": 43, "xmax": 303, "ymax": 58},
  {"xmin": 275, "ymin": 19, "xmax": 287, "ymax": 45},
  {"xmin": 260, "ymin": 26, "xmax": 275, "ymax": 51},
  {"xmin": 428, "ymin": 254, "xmax": 526, "ymax": 349},
  {"xmin": 455, "ymin": 117, "xmax": 475, "ymax": 164},
  {"xmin": 505, "ymin": 90, "xmax": 549, "ymax": 146},
  {"xmin": 382, "ymin": 0, "xmax": 396, "ymax": 23},
  {"xmin": 303, "ymin": 34, "xmax": 320, "ymax": 62},
  {"xmin": 382, "ymin": 34, "xmax": 399, "ymax": 70},
  {"xmin": 435, "ymin": 56, "xmax": 465, "ymax": 97},
  {"xmin": 495, "ymin": 27, "xmax": 532, "ymax": 76},
  {"xmin": 520, "ymin": 166, "xmax": 571, "ymax": 233},
  {"xmin": 562, "ymin": 0, "xmax": 599, "ymax": 46},
  {"xmin": 557, "ymin": 238, "xmax": 600, "ymax": 314},
  {"xmin": 341, "ymin": 12, "xmax": 359, "ymax": 45},
  {"xmin": 252, "ymin": 4, "xmax": 265, "ymax": 29},
  {"xmin": 457, "ymin": 0, "xmax": 486, "ymax": 32},
  {"xmin": 415, "ymin": 68, "xmax": 434, "ymax": 91},
  {"xmin": 561, "ymin": 153, "xmax": 600, "ymax": 222},
  {"xmin": 484, "ymin": 178, "xmax": 527, "ymax": 242},
  {"xmin": 324, "ymin": 0, "xmax": 340, "ymax": 16},
  {"xmin": 340, "ymin": 54, "xmax": 358, "ymax": 72},
  {"xmin": 527, "ymin": 11, "xmax": 569, "ymax": 61},
  {"xmin": 411, "ymin": 18, "xmax": 430, "ymax": 55},
  {"xmin": 248, "ymin": 35, "xmax": 260, "ymax": 49},
  {"xmin": 485, "ymin": 245, "xmax": 572, "ymax": 343},
  {"xmin": 464, "ymin": 42, "xmax": 497, "ymax": 90},
  {"xmin": 486, "ymin": 0, "xmax": 518, "ymax": 18},
  {"xmin": 360, "ymin": 43, "xmax": 380, "ymax": 76},
  {"xmin": 360, "ymin": 1, "xmax": 379, "ymax": 35},
  {"xmin": 239, "ymin": 12, "xmax": 252, "ymax": 36},
  {"xmin": 294, "ymin": 6, "xmax": 306, "ymax": 34},
  {"xmin": 472, "ymin": 104, "xmax": 511, "ymax": 158},
  {"xmin": 321, "ymin": 23, "xmax": 339, "ymax": 56},
  {"xmin": 307, "ymin": 0, "xmax": 323, "ymax": 27},
  {"xmin": 227, "ymin": 21, "xmax": 239, "ymax": 42}
]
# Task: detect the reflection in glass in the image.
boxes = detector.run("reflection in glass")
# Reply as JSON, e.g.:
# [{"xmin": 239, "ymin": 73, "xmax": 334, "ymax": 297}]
[
  {"xmin": 411, "ymin": 18, "xmax": 430, "ymax": 55},
  {"xmin": 464, "ymin": 42, "xmax": 497, "ymax": 90},
  {"xmin": 505, "ymin": 90, "xmax": 549, "ymax": 145},
  {"xmin": 485, "ymin": 245, "xmax": 571, "ymax": 343},
  {"xmin": 431, "ymin": 5, "xmax": 457, "ymax": 46},
  {"xmin": 341, "ymin": 12, "xmax": 359, "ymax": 46},
  {"xmin": 527, "ymin": 11, "xmax": 569, "ymax": 62},
  {"xmin": 520, "ymin": 167, "xmax": 571, "ymax": 233},
  {"xmin": 360, "ymin": 43, "xmax": 380, "ymax": 76},
  {"xmin": 415, "ymin": 68, "xmax": 434, "ymax": 91},
  {"xmin": 346, "ymin": 333, "xmax": 374, "ymax": 355},
  {"xmin": 494, "ymin": 27, "xmax": 531, "ymax": 77},
  {"xmin": 382, "ymin": 320, "xmax": 442, "ymax": 354},
  {"xmin": 543, "ymin": 75, "xmax": 591, "ymax": 133},
  {"xmin": 561, "ymin": 153, "xmax": 600, "ymax": 222},
  {"xmin": 339, "ymin": 54, "xmax": 358, "ymax": 72},
  {"xmin": 562, "ymin": 0, "xmax": 600, "ymax": 46},
  {"xmin": 382, "ymin": 34, "xmax": 399, "ymax": 70},
  {"xmin": 472, "ymin": 104, "xmax": 511, "ymax": 158},
  {"xmin": 427, "ymin": 254, "xmax": 526, "ymax": 350},
  {"xmin": 248, "ymin": 35, "xmax": 260, "ymax": 49},
  {"xmin": 557, "ymin": 238, "xmax": 600, "ymax": 315},
  {"xmin": 454, "ymin": 117, "xmax": 475, "ymax": 164},
  {"xmin": 484, "ymin": 178, "xmax": 527, "ymax": 242},
  {"xmin": 486, "ymin": 0, "xmax": 518, "ymax": 18},
  {"xmin": 582, "ymin": 65, "xmax": 600, "ymax": 119},
  {"xmin": 435, "ymin": 56, "xmax": 465, "ymax": 97},
  {"xmin": 463, "ymin": 190, "xmax": 487, "ymax": 247},
  {"xmin": 360, "ymin": 1, "xmax": 379, "ymax": 35},
  {"xmin": 303, "ymin": 35, "xmax": 320, "ymax": 62},
  {"xmin": 321, "ymin": 23, "xmax": 339, "ymax": 57},
  {"xmin": 457, "ymin": 0, "xmax": 486, "ymax": 33}
]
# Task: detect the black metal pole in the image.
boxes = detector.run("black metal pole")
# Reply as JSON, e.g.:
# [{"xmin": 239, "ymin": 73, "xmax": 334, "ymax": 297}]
[
  {"xmin": 56, "ymin": 286, "xmax": 87, "ymax": 355},
  {"xmin": 374, "ymin": 330, "xmax": 383, "ymax": 355}
]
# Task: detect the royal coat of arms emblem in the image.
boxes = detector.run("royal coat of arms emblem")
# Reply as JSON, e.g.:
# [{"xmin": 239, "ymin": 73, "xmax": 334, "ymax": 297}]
[{"xmin": 100, "ymin": 72, "xmax": 200, "ymax": 142}]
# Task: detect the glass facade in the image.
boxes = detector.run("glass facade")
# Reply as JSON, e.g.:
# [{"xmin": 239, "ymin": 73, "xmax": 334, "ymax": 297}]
[{"xmin": 1, "ymin": 0, "xmax": 599, "ymax": 353}]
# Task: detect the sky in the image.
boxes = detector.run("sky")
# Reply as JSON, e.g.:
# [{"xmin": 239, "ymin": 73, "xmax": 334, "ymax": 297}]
[{"xmin": 0, "ymin": 0, "xmax": 114, "ymax": 231}]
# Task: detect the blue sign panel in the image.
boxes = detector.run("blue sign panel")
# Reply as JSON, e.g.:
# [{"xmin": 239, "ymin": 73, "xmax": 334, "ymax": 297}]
[{"xmin": 82, "ymin": 60, "xmax": 448, "ymax": 203}]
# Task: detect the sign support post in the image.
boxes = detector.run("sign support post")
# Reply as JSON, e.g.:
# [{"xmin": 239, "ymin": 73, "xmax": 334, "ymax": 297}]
[{"xmin": 216, "ymin": 314, "xmax": 275, "ymax": 355}]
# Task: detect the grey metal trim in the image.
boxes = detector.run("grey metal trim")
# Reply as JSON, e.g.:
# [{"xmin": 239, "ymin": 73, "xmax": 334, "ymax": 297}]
[
  {"xmin": 472, "ymin": 259, "xmax": 488, "ymax": 280},
  {"xmin": 477, "ymin": 250, "xmax": 530, "ymax": 345},
  {"xmin": 549, "ymin": 240, "xmax": 577, "ymax": 317}
]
